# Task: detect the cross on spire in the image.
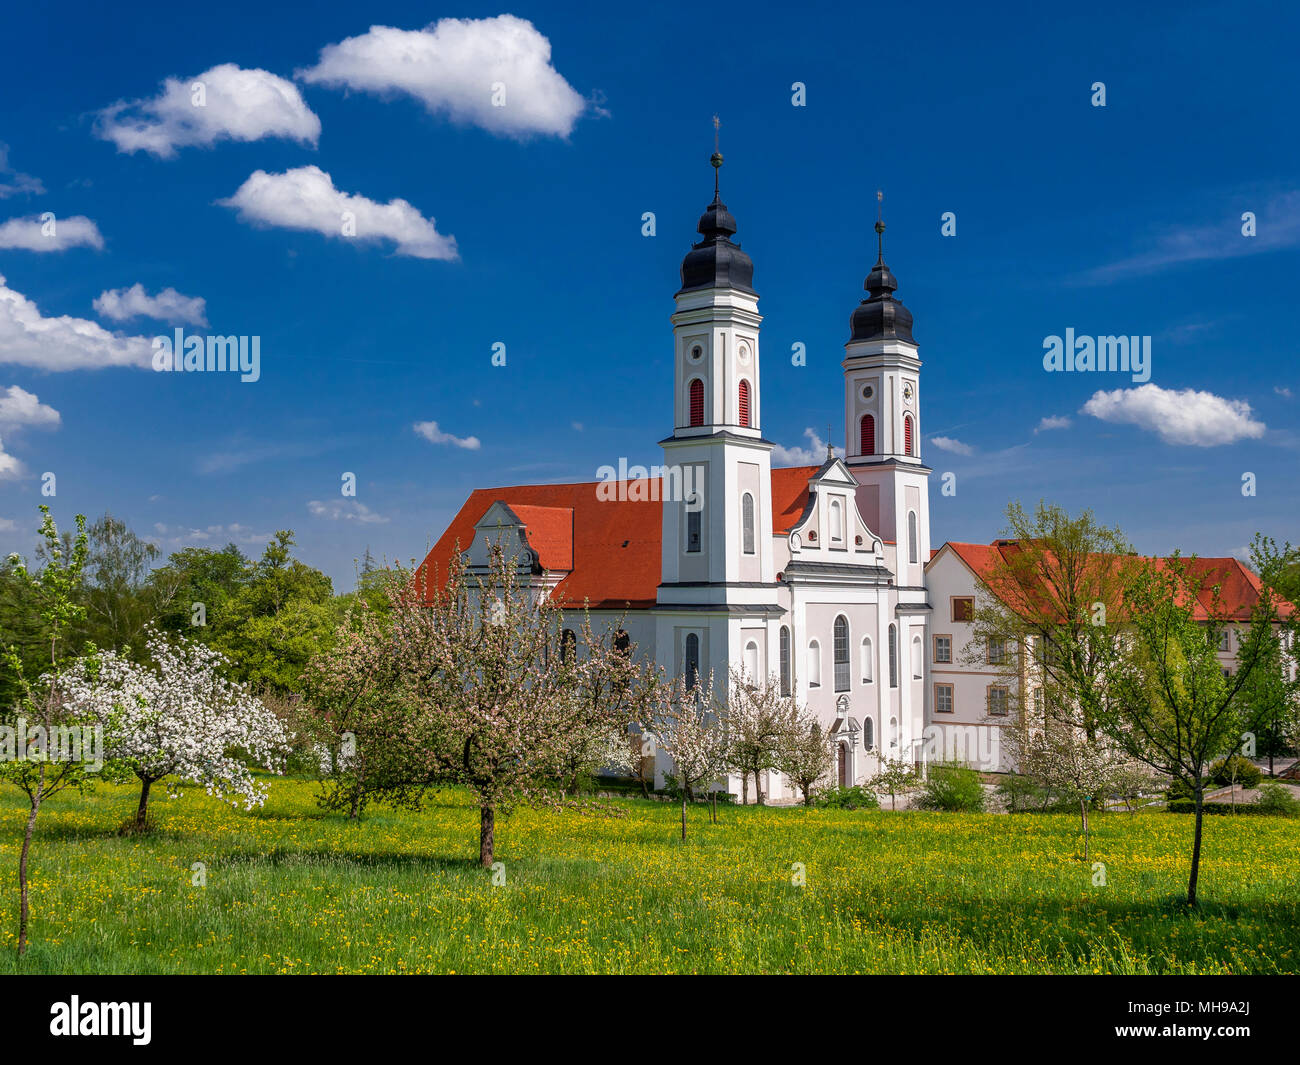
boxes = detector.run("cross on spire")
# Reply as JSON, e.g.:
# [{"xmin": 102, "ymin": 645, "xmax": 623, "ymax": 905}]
[{"xmin": 875, "ymin": 189, "xmax": 886, "ymax": 262}]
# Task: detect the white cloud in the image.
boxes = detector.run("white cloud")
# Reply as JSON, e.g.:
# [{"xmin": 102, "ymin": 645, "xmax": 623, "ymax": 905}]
[
  {"xmin": 219, "ymin": 165, "xmax": 458, "ymax": 260},
  {"xmin": 0, "ymin": 214, "xmax": 103, "ymax": 251},
  {"xmin": 0, "ymin": 275, "xmax": 152, "ymax": 371},
  {"xmin": 1084, "ymin": 189, "xmax": 1300, "ymax": 283},
  {"xmin": 1034, "ymin": 415, "xmax": 1072, "ymax": 433},
  {"xmin": 0, "ymin": 145, "xmax": 44, "ymax": 199},
  {"xmin": 0, "ymin": 437, "xmax": 22, "ymax": 479},
  {"xmin": 94, "ymin": 283, "xmax": 208, "ymax": 326},
  {"xmin": 930, "ymin": 435, "xmax": 974, "ymax": 456},
  {"xmin": 1275, "ymin": 386, "xmax": 1293, "ymax": 399},
  {"xmin": 298, "ymin": 15, "xmax": 587, "ymax": 139},
  {"xmin": 151, "ymin": 521, "xmax": 276, "ymax": 547},
  {"xmin": 96, "ymin": 63, "xmax": 320, "ymax": 158},
  {"xmin": 571, "ymin": 421, "xmax": 583, "ymax": 431},
  {"xmin": 0, "ymin": 516, "xmax": 16, "ymax": 531},
  {"xmin": 307, "ymin": 499, "xmax": 389, "ymax": 524},
  {"xmin": 414, "ymin": 419, "xmax": 480, "ymax": 449},
  {"xmin": 0, "ymin": 385, "xmax": 60, "ymax": 430},
  {"xmin": 1080, "ymin": 384, "xmax": 1266, "ymax": 446},
  {"xmin": 772, "ymin": 428, "xmax": 828, "ymax": 465}
]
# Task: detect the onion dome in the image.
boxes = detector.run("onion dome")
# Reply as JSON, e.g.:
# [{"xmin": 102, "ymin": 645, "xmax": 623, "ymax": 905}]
[
  {"xmin": 678, "ymin": 150, "xmax": 755, "ymax": 294},
  {"xmin": 849, "ymin": 217, "xmax": 914, "ymax": 343}
]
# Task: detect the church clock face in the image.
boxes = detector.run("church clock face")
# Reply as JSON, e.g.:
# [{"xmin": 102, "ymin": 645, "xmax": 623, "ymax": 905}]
[
  {"xmin": 902, "ymin": 382, "xmax": 914, "ymax": 401},
  {"xmin": 737, "ymin": 342, "xmax": 751, "ymax": 366}
]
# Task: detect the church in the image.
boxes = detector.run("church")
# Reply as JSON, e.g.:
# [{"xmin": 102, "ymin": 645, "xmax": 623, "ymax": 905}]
[{"xmin": 417, "ymin": 152, "xmax": 1268, "ymax": 800}]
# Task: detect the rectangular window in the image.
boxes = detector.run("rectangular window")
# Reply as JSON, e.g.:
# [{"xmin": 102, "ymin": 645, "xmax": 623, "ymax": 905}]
[
  {"xmin": 987, "ymin": 638, "xmax": 1006, "ymax": 666},
  {"xmin": 935, "ymin": 683, "xmax": 954, "ymax": 714},
  {"xmin": 686, "ymin": 509, "xmax": 701, "ymax": 553},
  {"xmin": 952, "ymin": 597, "xmax": 974, "ymax": 623},
  {"xmin": 987, "ymin": 685, "xmax": 1009, "ymax": 716},
  {"xmin": 933, "ymin": 635, "xmax": 952, "ymax": 664},
  {"xmin": 1218, "ymin": 629, "xmax": 1231, "ymax": 652}
]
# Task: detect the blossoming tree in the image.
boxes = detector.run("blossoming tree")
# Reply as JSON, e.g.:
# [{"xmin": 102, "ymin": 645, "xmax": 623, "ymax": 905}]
[{"xmin": 66, "ymin": 627, "xmax": 292, "ymax": 830}]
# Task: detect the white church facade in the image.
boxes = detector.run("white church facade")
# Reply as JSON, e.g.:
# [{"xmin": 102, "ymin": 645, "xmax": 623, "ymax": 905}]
[{"xmin": 418, "ymin": 155, "xmax": 1272, "ymax": 801}]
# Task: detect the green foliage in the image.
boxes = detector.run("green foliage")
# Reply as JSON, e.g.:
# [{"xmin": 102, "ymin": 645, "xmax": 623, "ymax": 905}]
[
  {"xmin": 1210, "ymin": 754, "xmax": 1263, "ymax": 789},
  {"xmin": 1256, "ymin": 782, "xmax": 1300, "ymax": 817},
  {"xmin": 916, "ymin": 762, "xmax": 987, "ymax": 812},
  {"xmin": 815, "ymin": 784, "xmax": 880, "ymax": 810},
  {"xmin": 995, "ymin": 773, "xmax": 1049, "ymax": 812}
]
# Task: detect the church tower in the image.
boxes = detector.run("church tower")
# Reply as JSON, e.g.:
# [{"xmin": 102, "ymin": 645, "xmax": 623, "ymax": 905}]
[
  {"xmin": 842, "ymin": 207, "xmax": 931, "ymax": 589},
  {"xmin": 659, "ymin": 148, "xmax": 776, "ymax": 603}
]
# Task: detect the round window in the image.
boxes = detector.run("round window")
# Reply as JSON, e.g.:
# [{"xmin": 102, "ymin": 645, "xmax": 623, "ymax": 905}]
[
  {"xmin": 861, "ymin": 384, "xmax": 874, "ymax": 400},
  {"xmin": 690, "ymin": 345, "xmax": 703, "ymax": 361},
  {"xmin": 738, "ymin": 343, "xmax": 751, "ymax": 365}
]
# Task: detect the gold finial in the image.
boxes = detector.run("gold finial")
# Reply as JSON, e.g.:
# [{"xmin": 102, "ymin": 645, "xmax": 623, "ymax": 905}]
[{"xmin": 826, "ymin": 424, "xmax": 834, "ymax": 461}]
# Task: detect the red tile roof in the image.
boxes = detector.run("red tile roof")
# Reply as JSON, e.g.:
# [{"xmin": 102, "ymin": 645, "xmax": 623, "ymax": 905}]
[
  {"xmin": 935, "ymin": 541, "xmax": 1292, "ymax": 621},
  {"xmin": 419, "ymin": 466, "xmax": 823, "ymax": 610}
]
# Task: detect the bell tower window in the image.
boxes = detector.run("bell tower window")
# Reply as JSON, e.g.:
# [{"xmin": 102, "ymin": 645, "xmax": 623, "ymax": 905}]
[
  {"xmin": 738, "ymin": 379, "xmax": 751, "ymax": 428},
  {"xmin": 903, "ymin": 414, "xmax": 914, "ymax": 456},
  {"xmin": 860, "ymin": 414, "xmax": 875, "ymax": 456},
  {"xmin": 689, "ymin": 379, "xmax": 705, "ymax": 427}
]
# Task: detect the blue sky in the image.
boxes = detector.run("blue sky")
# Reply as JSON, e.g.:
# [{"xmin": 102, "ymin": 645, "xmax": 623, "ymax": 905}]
[{"xmin": 0, "ymin": 0, "xmax": 1296, "ymax": 589}]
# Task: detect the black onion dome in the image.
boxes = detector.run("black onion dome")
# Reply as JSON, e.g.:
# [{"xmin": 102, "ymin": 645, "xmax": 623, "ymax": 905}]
[
  {"xmin": 678, "ymin": 187, "xmax": 755, "ymax": 295},
  {"xmin": 850, "ymin": 248, "xmax": 915, "ymax": 344}
]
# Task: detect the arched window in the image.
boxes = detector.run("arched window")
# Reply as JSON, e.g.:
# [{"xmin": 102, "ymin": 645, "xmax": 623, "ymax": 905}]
[
  {"xmin": 912, "ymin": 634, "xmax": 923, "ymax": 679},
  {"xmin": 888, "ymin": 624, "xmax": 898, "ymax": 688},
  {"xmin": 808, "ymin": 640, "xmax": 821, "ymax": 687},
  {"xmin": 903, "ymin": 414, "xmax": 914, "ymax": 456},
  {"xmin": 833, "ymin": 615, "xmax": 850, "ymax": 691},
  {"xmin": 863, "ymin": 716, "xmax": 874, "ymax": 750},
  {"xmin": 560, "ymin": 628, "xmax": 577, "ymax": 663},
  {"xmin": 829, "ymin": 499, "xmax": 843, "ymax": 543},
  {"xmin": 738, "ymin": 379, "xmax": 751, "ymax": 428},
  {"xmin": 860, "ymin": 414, "xmax": 875, "ymax": 456},
  {"xmin": 861, "ymin": 636, "xmax": 873, "ymax": 683},
  {"xmin": 907, "ymin": 511, "xmax": 918, "ymax": 564},
  {"xmin": 779, "ymin": 626, "xmax": 791, "ymax": 696},
  {"xmin": 741, "ymin": 492, "xmax": 755, "ymax": 555},
  {"xmin": 684, "ymin": 632, "xmax": 700, "ymax": 689},
  {"xmin": 614, "ymin": 630, "xmax": 631, "ymax": 657},
  {"xmin": 689, "ymin": 378, "xmax": 705, "ymax": 427},
  {"xmin": 744, "ymin": 640, "xmax": 759, "ymax": 680},
  {"xmin": 686, "ymin": 508, "xmax": 701, "ymax": 553}
]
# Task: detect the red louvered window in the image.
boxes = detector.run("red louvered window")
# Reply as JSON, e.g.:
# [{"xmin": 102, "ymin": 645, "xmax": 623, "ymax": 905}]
[
  {"xmin": 860, "ymin": 414, "xmax": 875, "ymax": 455},
  {"xmin": 903, "ymin": 414, "xmax": 914, "ymax": 456},
  {"xmin": 738, "ymin": 380, "xmax": 751, "ymax": 428},
  {"xmin": 689, "ymin": 379, "xmax": 705, "ymax": 426}
]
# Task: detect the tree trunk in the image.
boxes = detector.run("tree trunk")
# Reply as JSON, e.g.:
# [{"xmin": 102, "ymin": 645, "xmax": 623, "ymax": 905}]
[
  {"xmin": 479, "ymin": 805, "xmax": 495, "ymax": 867},
  {"xmin": 754, "ymin": 771, "xmax": 764, "ymax": 806},
  {"xmin": 1188, "ymin": 785, "xmax": 1204, "ymax": 907},
  {"xmin": 711, "ymin": 790, "xmax": 717, "ymax": 823},
  {"xmin": 136, "ymin": 777, "xmax": 153, "ymax": 830},
  {"xmin": 680, "ymin": 797, "xmax": 687, "ymax": 841},
  {"xmin": 1079, "ymin": 798, "xmax": 1089, "ymax": 861},
  {"xmin": 17, "ymin": 784, "xmax": 43, "ymax": 956},
  {"xmin": 348, "ymin": 790, "xmax": 360, "ymax": 820},
  {"xmin": 741, "ymin": 775, "xmax": 749, "ymax": 805}
]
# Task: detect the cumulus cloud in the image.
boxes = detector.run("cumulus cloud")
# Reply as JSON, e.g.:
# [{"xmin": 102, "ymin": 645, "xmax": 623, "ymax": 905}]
[
  {"xmin": 0, "ymin": 214, "xmax": 103, "ymax": 251},
  {"xmin": 772, "ymin": 428, "xmax": 828, "ymax": 465},
  {"xmin": 1080, "ymin": 384, "xmax": 1266, "ymax": 446},
  {"xmin": 414, "ymin": 419, "xmax": 480, "ymax": 449},
  {"xmin": 0, "ymin": 438, "xmax": 22, "ymax": 479},
  {"xmin": 218, "ymin": 165, "xmax": 457, "ymax": 260},
  {"xmin": 298, "ymin": 15, "xmax": 587, "ymax": 139},
  {"xmin": 930, "ymin": 435, "xmax": 974, "ymax": 456},
  {"xmin": 0, "ymin": 385, "xmax": 60, "ymax": 430},
  {"xmin": 151, "ymin": 521, "xmax": 276, "ymax": 547},
  {"xmin": 0, "ymin": 275, "xmax": 152, "ymax": 371},
  {"xmin": 94, "ymin": 283, "xmax": 208, "ymax": 326},
  {"xmin": 0, "ymin": 145, "xmax": 44, "ymax": 199},
  {"xmin": 307, "ymin": 499, "xmax": 389, "ymax": 524},
  {"xmin": 96, "ymin": 63, "xmax": 320, "ymax": 157},
  {"xmin": 1034, "ymin": 415, "xmax": 1072, "ymax": 433}
]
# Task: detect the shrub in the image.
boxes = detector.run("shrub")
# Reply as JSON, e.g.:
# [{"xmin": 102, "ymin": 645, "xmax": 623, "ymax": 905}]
[
  {"xmin": 995, "ymin": 773, "xmax": 1047, "ymax": 813},
  {"xmin": 1256, "ymin": 782, "xmax": 1300, "ymax": 817},
  {"xmin": 815, "ymin": 785, "xmax": 880, "ymax": 810},
  {"xmin": 916, "ymin": 762, "xmax": 986, "ymax": 812},
  {"xmin": 1210, "ymin": 754, "xmax": 1263, "ymax": 789}
]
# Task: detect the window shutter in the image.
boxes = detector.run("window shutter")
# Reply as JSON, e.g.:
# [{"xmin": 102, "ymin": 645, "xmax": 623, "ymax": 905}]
[
  {"xmin": 860, "ymin": 414, "xmax": 875, "ymax": 455},
  {"xmin": 689, "ymin": 379, "xmax": 705, "ymax": 426},
  {"xmin": 738, "ymin": 380, "xmax": 751, "ymax": 427}
]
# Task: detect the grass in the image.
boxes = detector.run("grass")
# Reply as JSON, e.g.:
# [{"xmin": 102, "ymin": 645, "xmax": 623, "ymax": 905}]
[{"xmin": 2, "ymin": 777, "xmax": 1298, "ymax": 974}]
